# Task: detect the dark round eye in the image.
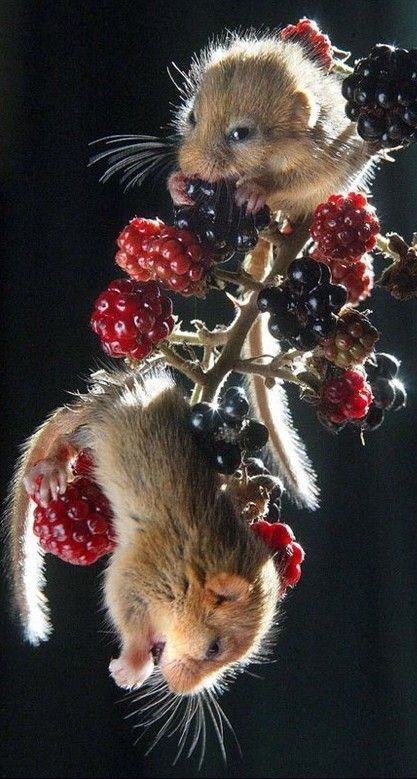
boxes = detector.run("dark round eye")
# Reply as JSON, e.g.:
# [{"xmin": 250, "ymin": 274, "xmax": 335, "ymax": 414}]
[
  {"xmin": 227, "ymin": 126, "xmax": 254, "ymax": 143},
  {"xmin": 188, "ymin": 110, "xmax": 197, "ymax": 127},
  {"xmin": 206, "ymin": 638, "xmax": 222, "ymax": 659}
]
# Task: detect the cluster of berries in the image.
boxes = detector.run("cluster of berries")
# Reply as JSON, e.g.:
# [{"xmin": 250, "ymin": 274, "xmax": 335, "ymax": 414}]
[
  {"xmin": 252, "ymin": 519, "xmax": 305, "ymax": 590},
  {"xmin": 90, "ymin": 279, "xmax": 174, "ymax": 361},
  {"xmin": 189, "ymin": 386, "xmax": 269, "ymax": 474},
  {"xmin": 342, "ymin": 44, "xmax": 417, "ymax": 148},
  {"xmin": 116, "ymin": 217, "xmax": 213, "ymax": 297},
  {"xmin": 31, "ymin": 450, "xmax": 116, "ymax": 565},
  {"xmin": 361, "ymin": 352, "xmax": 407, "ymax": 431},
  {"xmin": 280, "ymin": 17, "xmax": 333, "ymax": 70},
  {"xmin": 257, "ymin": 259, "xmax": 347, "ymax": 350},
  {"xmin": 174, "ymin": 178, "xmax": 271, "ymax": 256},
  {"xmin": 317, "ymin": 253, "xmax": 374, "ymax": 305},
  {"xmin": 317, "ymin": 368, "xmax": 373, "ymax": 430},
  {"xmin": 322, "ymin": 309, "xmax": 379, "ymax": 369},
  {"xmin": 309, "ymin": 192, "xmax": 379, "ymax": 304}
]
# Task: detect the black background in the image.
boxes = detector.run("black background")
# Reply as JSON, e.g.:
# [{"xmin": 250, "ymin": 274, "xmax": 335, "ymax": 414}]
[{"xmin": 1, "ymin": 1, "xmax": 417, "ymax": 777}]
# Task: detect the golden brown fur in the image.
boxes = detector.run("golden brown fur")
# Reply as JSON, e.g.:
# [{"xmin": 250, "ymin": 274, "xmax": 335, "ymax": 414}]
[
  {"xmin": 173, "ymin": 34, "xmax": 375, "ymax": 220},
  {"xmin": 6, "ymin": 368, "xmax": 279, "ymax": 694}
]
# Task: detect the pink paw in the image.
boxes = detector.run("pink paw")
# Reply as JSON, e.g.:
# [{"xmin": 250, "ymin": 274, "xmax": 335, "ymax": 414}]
[
  {"xmin": 167, "ymin": 170, "xmax": 194, "ymax": 206},
  {"xmin": 235, "ymin": 181, "xmax": 267, "ymax": 215},
  {"xmin": 109, "ymin": 654, "xmax": 154, "ymax": 691},
  {"xmin": 23, "ymin": 458, "xmax": 68, "ymax": 507}
]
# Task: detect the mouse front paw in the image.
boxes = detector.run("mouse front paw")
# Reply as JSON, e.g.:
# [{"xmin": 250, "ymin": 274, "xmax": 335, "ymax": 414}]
[
  {"xmin": 235, "ymin": 180, "xmax": 268, "ymax": 215},
  {"xmin": 23, "ymin": 458, "xmax": 68, "ymax": 507},
  {"xmin": 167, "ymin": 170, "xmax": 194, "ymax": 206},
  {"xmin": 109, "ymin": 654, "xmax": 154, "ymax": 691}
]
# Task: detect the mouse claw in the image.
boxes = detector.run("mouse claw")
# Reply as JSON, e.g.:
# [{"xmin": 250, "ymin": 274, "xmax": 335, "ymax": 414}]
[
  {"xmin": 167, "ymin": 170, "xmax": 194, "ymax": 207},
  {"xmin": 23, "ymin": 458, "xmax": 68, "ymax": 507},
  {"xmin": 235, "ymin": 180, "xmax": 267, "ymax": 215}
]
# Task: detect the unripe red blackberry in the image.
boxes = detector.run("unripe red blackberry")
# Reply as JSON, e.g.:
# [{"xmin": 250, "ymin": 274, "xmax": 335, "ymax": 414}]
[
  {"xmin": 280, "ymin": 18, "xmax": 333, "ymax": 69},
  {"xmin": 343, "ymin": 44, "xmax": 417, "ymax": 148},
  {"xmin": 322, "ymin": 309, "xmax": 379, "ymax": 369},
  {"xmin": 90, "ymin": 278, "xmax": 174, "ymax": 361},
  {"xmin": 318, "ymin": 369, "xmax": 373, "ymax": 424},
  {"xmin": 251, "ymin": 519, "xmax": 305, "ymax": 590},
  {"xmin": 32, "ymin": 475, "xmax": 116, "ymax": 565},
  {"xmin": 116, "ymin": 217, "xmax": 214, "ymax": 297},
  {"xmin": 310, "ymin": 192, "xmax": 380, "ymax": 262},
  {"xmin": 310, "ymin": 248, "xmax": 374, "ymax": 304}
]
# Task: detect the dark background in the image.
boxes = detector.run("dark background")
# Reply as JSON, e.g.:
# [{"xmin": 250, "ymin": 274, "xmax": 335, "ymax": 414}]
[{"xmin": 1, "ymin": 1, "xmax": 417, "ymax": 777}]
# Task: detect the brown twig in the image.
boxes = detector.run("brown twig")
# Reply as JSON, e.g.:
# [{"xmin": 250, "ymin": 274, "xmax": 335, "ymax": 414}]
[
  {"xmin": 158, "ymin": 343, "xmax": 205, "ymax": 385},
  {"xmin": 211, "ymin": 267, "xmax": 264, "ymax": 292},
  {"xmin": 200, "ymin": 222, "xmax": 312, "ymax": 402}
]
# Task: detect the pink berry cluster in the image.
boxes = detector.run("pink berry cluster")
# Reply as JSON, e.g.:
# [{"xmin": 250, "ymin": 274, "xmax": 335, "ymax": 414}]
[
  {"xmin": 116, "ymin": 217, "xmax": 214, "ymax": 297},
  {"xmin": 91, "ymin": 278, "xmax": 174, "ymax": 361},
  {"xmin": 318, "ymin": 369, "xmax": 373, "ymax": 425},
  {"xmin": 310, "ymin": 193, "xmax": 379, "ymax": 304},
  {"xmin": 280, "ymin": 18, "xmax": 333, "ymax": 69},
  {"xmin": 251, "ymin": 520, "xmax": 305, "ymax": 590},
  {"xmin": 31, "ymin": 450, "xmax": 116, "ymax": 565}
]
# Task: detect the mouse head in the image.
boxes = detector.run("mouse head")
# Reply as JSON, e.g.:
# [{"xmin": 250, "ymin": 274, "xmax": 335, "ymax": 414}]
[
  {"xmin": 175, "ymin": 35, "xmax": 319, "ymax": 184},
  {"xmin": 157, "ymin": 561, "xmax": 278, "ymax": 695}
]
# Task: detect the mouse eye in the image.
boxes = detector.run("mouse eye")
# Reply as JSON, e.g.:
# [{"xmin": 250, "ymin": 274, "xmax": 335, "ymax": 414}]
[
  {"xmin": 188, "ymin": 110, "xmax": 197, "ymax": 127},
  {"xmin": 205, "ymin": 638, "xmax": 222, "ymax": 660},
  {"xmin": 227, "ymin": 125, "xmax": 254, "ymax": 144}
]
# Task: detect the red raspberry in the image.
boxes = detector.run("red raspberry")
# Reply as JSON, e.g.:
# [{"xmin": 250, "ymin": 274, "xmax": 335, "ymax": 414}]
[
  {"xmin": 319, "ymin": 369, "xmax": 373, "ymax": 424},
  {"xmin": 116, "ymin": 218, "xmax": 214, "ymax": 297},
  {"xmin": 32, "ymin": 475, "xmax": 116, "ymax": 565},
  {"xmin": 310, "ymin": 193, "xmax": 380, "ymax": 263},
  {"xmin": 280, "ymin": 18, "xmax": 333, "ymax": 69},
  {"xmin": 90, "ymin": 278, "xmax": 174, "ymax": 361}
]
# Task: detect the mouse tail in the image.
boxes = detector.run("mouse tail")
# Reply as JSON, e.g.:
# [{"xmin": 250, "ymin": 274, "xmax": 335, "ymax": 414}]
[
  {"xmin": 243, "ymin": 239, "xmax": 319, "ymax": 510},
  {"xmin": 4, "ymin": 405, "xmax": 83, "ymax": 645}
]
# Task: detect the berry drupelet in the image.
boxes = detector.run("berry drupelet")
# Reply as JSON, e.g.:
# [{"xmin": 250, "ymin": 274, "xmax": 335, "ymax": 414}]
[
  {"xmin": 116, "ymin": 217, "xmax": 214, "ymax": 297},
  {"xmin": 342, "ymin": 44, "xmax": 417, "ymax": 148},
  {"xmin": 361, "ymin": 351, "xmax": 407, "ymax": 431},
  {"xmin": 257, "ymin": 259, "xmax": 347, "ymax": 350},
  {"xmin": 188, "ymin": 386, "xmax": 269, "ymax": 474},
  {"xmin": 310, "ymin": 192, "xmax": 379, "ymax": 263},
  {"xmin": 91, "ymin": 279, "xmax": 174, "ymax": 361},
  {"xmin": 174, "ymin": 178, "xmax": 271, "ymax": 256}
]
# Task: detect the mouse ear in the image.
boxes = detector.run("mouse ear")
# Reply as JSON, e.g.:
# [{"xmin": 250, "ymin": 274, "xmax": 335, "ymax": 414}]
[
  {"xmin": 205, "ymin": 572, "xmax": 251, "ymax": 604},
  {"xmin": 293, "ymin": 88, "xmax": 319, "ymax": 129}
]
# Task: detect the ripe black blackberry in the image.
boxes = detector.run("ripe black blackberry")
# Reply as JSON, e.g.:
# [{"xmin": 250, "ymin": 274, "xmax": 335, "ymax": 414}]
[
  {"xmin": 188, "ymin": 386, "xmax": 269, "ymax": 474},
  {"xmin": 257, "ymin": 259, "xmax": 347, "ymax": 350},
  {"xmin": 173, "ymin": 178, "xmax": 271, "ymax": 257},
  {"xmin": 361, "ymin": 351, "xmax": 407, "ymax": 431},
  {"xmin": 343, "ymin": 44, "xmax": 417, "ymax": 148}
]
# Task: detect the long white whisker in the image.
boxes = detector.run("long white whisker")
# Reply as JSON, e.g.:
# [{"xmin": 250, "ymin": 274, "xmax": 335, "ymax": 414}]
[
  {"xmin": 89, "ymin": 133, "xmax": 167, "ymax": 146},
  {"xmin": 187, "ymin": 696, "xmax": 203, "ymax": 759},
  {"xmin": 145, "ymin": 696, "xmax": 183, "ymax": 755},
  {"xmin": 124, "ymin": 156, "xmax": 175, "ymax": 191},
  {"xmin": 198, "ymin": 696, "xmax": 207, "ymax": 771},
  {"xmin": 211, "ymin": 691, "xmax": 242, "ymax": 759},
  {"xmin": 203, "ymin": 691, "xmax": 227, "ymax": 764}
]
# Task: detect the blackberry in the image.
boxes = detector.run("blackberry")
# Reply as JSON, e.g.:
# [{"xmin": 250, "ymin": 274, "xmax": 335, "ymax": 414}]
[
  {"xmin": 362, "ymin": 353, "xmax": 407, "ymax": 430},
  {"xmin": 343, "ymin": 44, "xmax": 417, "ymax": 148},
  {"xmin": 188, "ymin": 386, "xmax": 269, "ymax": 474},
  {"xmin": 173, "ymin": 178, "xmax": 271, "ymax": 257},
  {"xmin": 257, "ymin": 259, "xmax": 347, "ymax": 351}
]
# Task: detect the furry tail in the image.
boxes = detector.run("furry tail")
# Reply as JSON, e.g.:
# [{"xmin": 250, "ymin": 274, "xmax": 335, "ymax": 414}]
[
  {"xmin": 5, "ymin": 404, "xmax": 85, "ymax": 644},
  {"xmin": 244, "ymin": 239, "xmax": 319, "ymax": 510}
]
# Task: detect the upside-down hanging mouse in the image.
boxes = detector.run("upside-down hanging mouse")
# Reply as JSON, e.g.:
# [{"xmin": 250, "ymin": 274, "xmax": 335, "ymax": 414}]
[{"xmin": 8, "ymin": 369, "xmax": 280, "ymax": 695}]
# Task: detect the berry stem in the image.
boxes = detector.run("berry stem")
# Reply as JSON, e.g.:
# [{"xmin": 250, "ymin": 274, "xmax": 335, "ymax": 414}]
[
  {"xmin": 168, "ymin": 325, "xmax": 229, "ymax": 348},
  {"xmin": 211, "ymin": 267, "xmax": 264, "ymax": 292},
  {"xmin": 200, "ymin": 223, "xmax": 312, "ymax": 402},
  {"xmin": 232, "ymin": 359, "xmax": 316, "ymax": 391},
  {"xmin": 158, "ymin": 343, "xmax": 205, "ymax": 385}
]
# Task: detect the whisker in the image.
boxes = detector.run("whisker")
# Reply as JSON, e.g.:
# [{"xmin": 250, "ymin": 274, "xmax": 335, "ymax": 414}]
[
  {"xmin": 203, "ymin": 690, "xmax": 227, "ymax": 764},
  {"xmin": 198, "ymin": 696, "xmax": 207, "ymax": 771},
  {"xmin": 187, "ymin": 696, "xmax": 203, "ymax": 759},
  {"xmin": 89, "ymin": 133, "xmax": 168, "ymax": 146}
]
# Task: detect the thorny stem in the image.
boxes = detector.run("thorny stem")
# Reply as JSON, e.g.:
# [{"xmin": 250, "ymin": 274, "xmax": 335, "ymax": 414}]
[
  {"xmin": 168, "ymin": 326, "xmax": 229, "ymax": 348},
  {"xmin": 158, "ymin": 343, "xmax": 205, "ymax": 385},
  {"xmin": 211, "ymin": 267, "xmax": 264, "ymax": 292},
  {"xmin": 200, "ymin": 222, "xmax": 312, "ymax": 402},
  {"xmin": 233, "ymin": 359, "xmax": 315, "ymax": 391}
]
